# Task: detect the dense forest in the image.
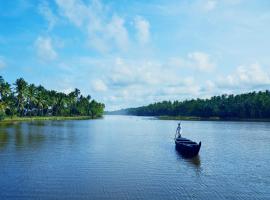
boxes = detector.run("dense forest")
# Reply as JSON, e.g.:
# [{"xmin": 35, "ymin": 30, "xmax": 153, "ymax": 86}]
[
  {"xmin": 116, "ymin": 91, "xmax": 270, "ymax": 119},
  {"xmin": 0, "ymin": 76, "xmax": 105, "ymax": 120}
]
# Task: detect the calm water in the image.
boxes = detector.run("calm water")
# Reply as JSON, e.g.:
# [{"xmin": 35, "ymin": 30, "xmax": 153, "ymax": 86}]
[{"xmin": 0, "ymin": 115, "xmax": 269, "ymax": 200}]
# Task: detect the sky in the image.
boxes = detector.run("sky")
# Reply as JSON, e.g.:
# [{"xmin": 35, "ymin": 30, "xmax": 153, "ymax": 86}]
[{"xmin": 1, "ymin": 0, "xmax": 270, "ymax": 110}]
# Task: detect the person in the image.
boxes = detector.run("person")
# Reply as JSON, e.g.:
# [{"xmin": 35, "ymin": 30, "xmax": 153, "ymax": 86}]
[{"xmin": 175, "ymin": 122, "xmax": 181, "ymax": 139}]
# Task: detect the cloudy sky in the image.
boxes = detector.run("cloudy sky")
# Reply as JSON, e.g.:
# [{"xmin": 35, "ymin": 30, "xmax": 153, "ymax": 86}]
[{"xmin": 1, "ymin": 0, "xmax": 270, "ymax": 110}]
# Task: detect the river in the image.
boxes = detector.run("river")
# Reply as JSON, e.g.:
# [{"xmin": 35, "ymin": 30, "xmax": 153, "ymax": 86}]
[{"xmin": 0, "ymin": 115, "xmax": 269, "ymax": 199}]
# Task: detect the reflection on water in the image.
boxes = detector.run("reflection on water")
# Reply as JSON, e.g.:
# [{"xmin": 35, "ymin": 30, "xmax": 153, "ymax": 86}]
[
  {"xmin": 0, "ymin": 130, "xmax": 8, "ymax": 149},
  {"xmin": 175, "ymin": 148, "xmax": 202, "ymax": 175},
  {"xmin": 0, "ymin": 121, "xmax": 80, "ymax": 151},
  {"xmin": 185, "ymin": 155, "xmax": 201, "ymax": 167},
  {"xmin": 189, "ymin": 155, "xmax": 201, "ymax": 167},
  {"xmin": 0, "ymin": 116, "xmax": 269, "ymax": 200},
  {"xmin": 0, "ymin": 123, "xmax": 46, "ymax": 150}
]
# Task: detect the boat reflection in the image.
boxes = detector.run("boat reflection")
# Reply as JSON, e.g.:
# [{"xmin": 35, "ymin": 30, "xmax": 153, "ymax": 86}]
[
  {"xmin": 175, "ymin": 147, "xmax": 201, "ymax": 170},
  {"xmin": 187, "ymin": 155, "xmax": 201, "ymax": 167}
]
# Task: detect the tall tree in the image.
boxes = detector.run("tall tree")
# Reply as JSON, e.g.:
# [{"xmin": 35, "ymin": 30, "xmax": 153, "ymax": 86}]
[
  {"xmin": 14, "ymin": 78, "xmax": 28, "ymax": 116},
  {"xmin": 26, "ymin": 84, "xmax": 37, "ymax": 116}
]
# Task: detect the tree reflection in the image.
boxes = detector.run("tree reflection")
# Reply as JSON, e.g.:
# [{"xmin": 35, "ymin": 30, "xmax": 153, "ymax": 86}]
[
  {"xmin": 0, "ymin": 130, "xmax": 8, "ymax": 150},
  {"xmin": 0, "ymin": 123, "xmax": 47, "ymax": 150},
  {"xmin": 0, "ymin": 121, "xmax": 78, "ymax": 151}
]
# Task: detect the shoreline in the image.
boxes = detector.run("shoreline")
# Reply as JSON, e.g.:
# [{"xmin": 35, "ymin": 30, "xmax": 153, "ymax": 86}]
[
  {"xmin": 157, "ymin": 116, "xmax": 270, "ymax": 122},
  {"xmin": 105, "ymin": 114, "xmax": 270, "ymax": 122},
  {"xmin": 0, "ymin": 116, "xmax": 100, "ymax": 124}
]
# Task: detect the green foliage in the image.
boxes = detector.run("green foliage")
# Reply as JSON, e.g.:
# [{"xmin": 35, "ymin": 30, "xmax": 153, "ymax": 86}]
[
  {"xmin": 89, "ymin": 100, "xmax": 105, "ymax": 118},
  {"xmin": 0, "ymin": 76, "xmax": 105, "ymax": 120},
  {"xmin": 126, "ymin": 91, "xmax": 270, "ymax": 119},
  {"xmin": 0, "ymin": 111, "xmax": 5, "ymax": 120}
]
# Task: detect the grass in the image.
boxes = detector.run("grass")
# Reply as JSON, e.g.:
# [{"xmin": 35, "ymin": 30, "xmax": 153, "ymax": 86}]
[{"xmin": 0, "ymin": 116, "xmax": 97, "ymax": 124}]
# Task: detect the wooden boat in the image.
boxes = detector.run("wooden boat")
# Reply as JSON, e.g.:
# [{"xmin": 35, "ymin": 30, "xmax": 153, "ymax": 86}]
[{"xmin": 175, "ymin": 137, "xmax": 201, "ymax": 157}]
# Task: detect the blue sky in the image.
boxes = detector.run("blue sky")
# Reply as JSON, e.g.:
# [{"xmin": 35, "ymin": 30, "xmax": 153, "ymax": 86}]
[{"xmin": 1, "ymin": 0, "xmax": 270, "ymax": 110}]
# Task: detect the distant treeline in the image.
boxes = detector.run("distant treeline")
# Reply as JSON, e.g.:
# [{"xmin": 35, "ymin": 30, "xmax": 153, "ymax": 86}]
[
  {"xmin": 0, "ymin": 76, "xmax": 105, "ymax": 120},
  {"xmin": 114, "ymin": 91, "xmax": 270, "ymax": 119}
]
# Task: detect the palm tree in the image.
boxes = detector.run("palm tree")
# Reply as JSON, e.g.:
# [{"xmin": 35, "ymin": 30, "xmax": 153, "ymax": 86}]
[
  {"xmin": 14, "ymin": 78, "xmax": 28, "ymax": 116},
  {"xmin": 0, "ymin": 78, "xmax": 12, "ymax": 119},
  {"xmin": 52, "ymin": 92, "xmax": 66, "ymax": 116},
  {"xmin": 0, "ymin": 76, "xmax": 105, "ymax": 120},
  {"xmin": 36, "ymin": 85, "xmax": 48, "ymax": 116},
  {"xmin": 74, "ymin": 88, "xmax": 80, "ymax": 99},
  {"xmin": 0, "ymin": 76, "xmax": 11, "ymax": 101},
  {"xmin": 47, "ymin": 90, "xmax": 57, "ymax": 115},
  {"xmin": 5, "ymin": 94, "xmax": 17, "ymax": 117},
  {"xmin": 27, "ymin": 84, "xmax": 37, "ymax": 116},
  {"xmin": 68, "ymin": 91, "xmax": 77, "ymax": 115}
]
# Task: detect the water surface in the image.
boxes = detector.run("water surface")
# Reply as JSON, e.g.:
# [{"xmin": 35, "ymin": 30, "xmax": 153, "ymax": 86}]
[{"xmin": 0, "ymin": 115, "xmax": 269, "ymax": 199}]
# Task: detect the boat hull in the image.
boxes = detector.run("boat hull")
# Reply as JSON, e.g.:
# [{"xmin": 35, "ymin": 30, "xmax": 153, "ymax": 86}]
[{"xmin": 175, "ymin": 137, "xmax": 201, "ymax": 157}]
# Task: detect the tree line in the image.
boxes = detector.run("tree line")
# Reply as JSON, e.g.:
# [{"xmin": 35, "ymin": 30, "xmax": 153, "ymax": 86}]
[
  {"xmin": 124, "ymin": 91, "xmax": 270, "ymax": 119},
  {"xmin": 0, "ymin": 76, "xmax": 105, "ymax": 120}
]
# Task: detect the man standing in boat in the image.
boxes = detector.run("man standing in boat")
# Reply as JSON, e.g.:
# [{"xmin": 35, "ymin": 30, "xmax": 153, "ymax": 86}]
[{"xmin": 175, "ymin": 122, "xmax": 182, "ymax": 138}]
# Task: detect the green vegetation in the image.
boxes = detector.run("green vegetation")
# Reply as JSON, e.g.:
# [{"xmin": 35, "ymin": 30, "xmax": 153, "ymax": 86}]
[
  {"xmin": 1, "ymin": 116, "xmax": 94, "ymax": 123},
  {"xmin": 0, "ymin": 76, "xmax": 105, "ymax": 121},
  {"xmin": 120, "ymin": 91, "xmax": 270, "ymax": 120},
  {"xmin": 157, "ymin": 116, "xmax": 219, "ymax": 121}
]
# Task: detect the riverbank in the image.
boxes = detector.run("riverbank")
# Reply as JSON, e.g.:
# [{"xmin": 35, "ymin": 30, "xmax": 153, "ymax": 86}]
[
  {"xmin": 157, "ymin": 116, "xmax": 270, "ymax": 122},
  {"xmin": 0, "ymin": 116, "xmax": 97, "ymax": 124}
]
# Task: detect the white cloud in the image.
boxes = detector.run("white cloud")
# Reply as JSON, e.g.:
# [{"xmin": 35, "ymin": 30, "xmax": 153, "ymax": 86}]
[
  {"xmin": 107, "ymin": 15, "xmax": 129, "ymax": 50},
  {"xmin": 38, "ymin": 2, "xmax": 57, "ymax": 30},
  {"xmin": 0, "ymin": 57, "xmax": 6, "ymax": 69},
  {"xmin": 92, "ymin": 79, "xmax": 108, "ymax": 92},
  {"xmin": 35, "ymin": 36, "xmax": 57, "ymax": 61},
  {"xmin": 134, "ymin": 16, "xmax": 150, "ymax": 44},
  {"xmin": 168, "ymin": 52, "xmax": 215, "ymax": 72},
  {"xmin": 217, "ymin": 63, "xmax": 270, "ymax": 89},
  {"xmin": 109, "ymin": 58, "xmax": 173, "ymax": 87},
  {"xmin": 167, "ymin": 57, "xmax": 185, "ymax": 68},
  {"xmin": 203, "ymin": 0, "xmax": 217, "ymax": 12},
  {"xmin": 52, "ymin": 55, "xmax": 220, "ymax": 110},
  {"xmin": 55, "ymin": 0, "xmax": 89, "ymax": 27},
  {"xmin": 109, "ymin": 58, "xmax": 135, "ymax": 86},
  {"xmin": 159, "ymin": 77, "xmax": 201, "ymax": 96},
  {"xmin": 37, "ymin": 50, "xmax": 217, "ymax": 110},
  {"xmin": 56, "ymin": 0, "xmax": 129, "ymax": 52},
  {"xmin": 188, "ymin": 52, "xmax": 215, "ymax": 71},
  {"xmin": 107, "ymin": 54, "xmax": 215, "ymax": 92},
  {"xmin": 205, "ymin": 80, "xmax": 216, "ymax": 91},
  {"xmin": 100, "ymin": 57, "xmax": 207, "ymax": 109}
]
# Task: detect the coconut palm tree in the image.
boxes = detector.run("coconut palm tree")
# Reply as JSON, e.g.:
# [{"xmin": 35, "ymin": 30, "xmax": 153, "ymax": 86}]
[
  {"xmin": 14, "ymin": 78, "xmax": 28, "ymax": 116},
  {"xmin": 0, "ymin": 77, "xmax": 12, "ymax": 118},
  {"xmin": 0, "ymin": 76, "xmax": 11, "ymax": 101},
  {"xmin": 0, "ymin": 76, "xmax": 105, "ymax": 120},
  {"xmin": 68, "ymin": 91, "xmax": 77, "ymax": 115},
  {"xmin": 26, "ymin": 84, "xmax": 38, "ymax": 116},
  {"xmin": 36, "ymin": 85, "xmax": 47, "ymax": 116}
]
